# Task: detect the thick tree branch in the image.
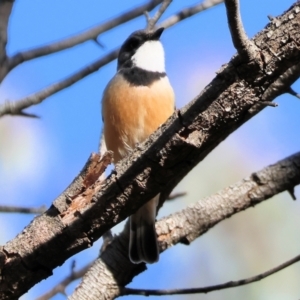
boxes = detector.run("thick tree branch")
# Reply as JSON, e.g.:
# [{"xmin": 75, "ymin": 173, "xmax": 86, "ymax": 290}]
[
  {"xmin": 123, "ymin": 253, "xmax": 300, "ymax": 296},
  {"xmin": 70, "ymin": 152, "xmax": 300, "ymax": 300},
  {"xmin": 6, "ymin": 0, "xmax": 163, "ymax": 72},
  {"xmin": 224, "ymin": 0, "xmax": 259, "ymax": 61},
  {"xmin": 36, "ymin": 192, "xmax": 186, "ymax": 299},
  {"xmin": 0, "ymin": 2, "xmax": 300, "ymax": 299}
]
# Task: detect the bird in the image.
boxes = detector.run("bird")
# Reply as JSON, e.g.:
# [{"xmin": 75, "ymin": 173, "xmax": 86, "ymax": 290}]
[{"xmin": 102, "ymin": 27, "xmax": 175, "ymax": 263}]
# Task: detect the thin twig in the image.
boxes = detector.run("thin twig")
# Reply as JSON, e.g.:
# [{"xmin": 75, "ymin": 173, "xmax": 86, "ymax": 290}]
[
  {"xmin": 286, "ymin": 86, "xmax": 300, "ymax": 99},
  {"xmin": 0, "ymin": 0, "xmax": 219, "ymax": 118},
  {"xmin": 36, "ymin": 262, "xmax": 93, "ymax": 300},
  {"xmin": 0, "ymin": 49, "xmax": 118, "ymax": 117},
  {"xmin": 0, "ymin": 205, "xmax": 46, "ymax": 214},
  {"xmin": 261, "ymin": 64, "xmax": 300, "ymax": 104},
  {"xmin": 146, "ymin": 0, "xmax": 173, "ymax": 30},
  {"xmin": 166, "ymin": 191, "xmax": 186, "ymax": 201},
  {"xmin": 159, "ymin": 0, "xmax": 224, "ymax": 29},
  {"xmin": 259, "ymin": 101, "xmax": 278, "ymax": 107},
  {"xmin": 287, "ymin": 187, "xmax": 297, "ymax": 200},
  {"xmin": 224, "ymin": 0, "xmax": 258, "ymax": 61},
  {"xmin": 122, "ymin": 253, "xmax": 300, "ymax": 296},
  {"xmin": 7, "ymin": 0, "xmax": 163, "ymax": 72}
]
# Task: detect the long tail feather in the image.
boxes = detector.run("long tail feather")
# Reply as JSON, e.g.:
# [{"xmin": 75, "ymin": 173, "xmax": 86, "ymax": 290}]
[{"xmin": 129, "ymin": 195, "xmax": 159, "ymax": 264}]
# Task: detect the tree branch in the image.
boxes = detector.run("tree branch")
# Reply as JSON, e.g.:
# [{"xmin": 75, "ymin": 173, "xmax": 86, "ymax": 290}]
[
  {"xmin": 0, "ymin": 2, "xmax": 300, "ymax": 298},
  {"xmin": 264, "ymin": 63, "xmax": 300, "ymax": 99},
  {"xmin": 0, "ymin": 205, "xmax": 46, "ymax": 214},
  {"xmin": 224, "ymin": 0, "xmax": 258, "ymax": 61},
  {"xmin": 36, "ymin": 262, "xmax": 93, "ymax": 300},
  {"xmin": 159, "ymin": 0, "xmax": 224, "ymax": 29},
  {"xmin": 0, "ymin": 1, "xmax": 221, "ymax": 118},
  {"xmin": 70, "ymin": 151, "xmax": 300, "ymax": 300},
  {"xmin": 0, "ymin": 49, "xmax": 118, "ymax": 117},
  {"xmin": 6, "ymin": 0, "xmax": 163, "ymax": 72},
  {"xmin": 0, "ymin": 0, "xmax": 13, "ymax": 82},
  {"xmin": 146, "ymin": 0, "xmax": 172, "ymax": 30},
  {"xmin": 122, "ymin": 253, "xmax": 300, "ymax": 296},
  {"xmin": 287, "ymin": 86, "xmax": 300, "ymax": 99}
]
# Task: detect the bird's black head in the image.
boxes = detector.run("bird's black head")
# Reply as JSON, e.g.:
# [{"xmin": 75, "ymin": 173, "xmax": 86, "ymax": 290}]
[{"xmin": 117, "ymin": 28, "xmax": 164, "ymax": 70}]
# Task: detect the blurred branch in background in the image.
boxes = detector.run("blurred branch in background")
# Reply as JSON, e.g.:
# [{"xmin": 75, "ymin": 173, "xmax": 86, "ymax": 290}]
[
  {"xmin": 0, "ymin": 205, "xmax": 46, "ymax": 214},
  {"xmin": 0, "ymin": 0, "xmax": 13, "ymax": 81},
  {"xmin": 160, "ymin": 0, "xmax": 224, "ymax": 28},
  {"xmin": 36, "ymin": 261, "xmax": 94, "ymax": 300},
  {"xmin": 0, "ymin": 0, "xmax": 223, "ymax": 118},
  {"xmin": 145, "ymin": 0, "xmax": 173, "ymax": 30},
  {"xmin": 6, "ymin": 0, "xmax": 164, "ymax": 71},
  {"xmin": 0, "ymin": 49, "xmax": 118, "ymax": 118},
  {"xmin": 123, "ymin": 253, "xmax": 300, "ymax": 296}
]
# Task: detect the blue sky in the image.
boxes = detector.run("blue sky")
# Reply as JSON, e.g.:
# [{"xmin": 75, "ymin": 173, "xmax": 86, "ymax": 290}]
[{"xmin": 0, "ymin": 1, "xmax": 299, "ymax": 299}]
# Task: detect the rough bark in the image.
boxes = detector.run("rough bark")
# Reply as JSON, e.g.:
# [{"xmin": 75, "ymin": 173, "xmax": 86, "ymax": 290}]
[
  {"xmin": 70, "ymin": 152, "xmax": 300, "ymax": 300},
  {"xmin": 0, "ymin": 2, "xmax": 300, "ymax": 299}
]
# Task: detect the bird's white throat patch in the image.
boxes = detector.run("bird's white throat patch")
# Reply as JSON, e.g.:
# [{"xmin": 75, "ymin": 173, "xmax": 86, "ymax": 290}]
[{"xmin": 132, "ymin": 41, "xmax": 165, "ymax": 73}]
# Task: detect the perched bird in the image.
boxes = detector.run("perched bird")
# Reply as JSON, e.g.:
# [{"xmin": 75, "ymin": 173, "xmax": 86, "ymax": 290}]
[{"xmin": 102, "ymin": 27, "xmax": 175, "ymax": 263}]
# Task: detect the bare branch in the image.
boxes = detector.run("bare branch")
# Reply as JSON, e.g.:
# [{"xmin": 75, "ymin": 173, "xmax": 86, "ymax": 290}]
[
  {"xmin": 287, "ymin": 86, "xmax": 300, "ymax": 99},
  {"xmin": 261, "ymin": 64, "xmax": 300, "ymax": 102},
  {"xmin": 122, "ymin": 253, "xmax": 300, "ymax": 296},
  {"xmin": 257, "ymin": 101, "xmax": 278, "ymax": 107},
  {"xmin": 146, "ymin": 0, "xmax": 172, "ymax": 30},
  {"xmin": 0, "ymin": 0, "xmax": 221, "ymax": 118},
  {"xmin": 0, "ymin": 49, "xmax": 118, "ymax": 117},
  {"xmin": 7, "ymin": 0, "xmax": 163, "ymax": 72},
  {"xmin": 0, "ymin": 205, "xmax": 46, "ymax": 214},
  {"xmin": 36, "ymin": 262, "xmax": 93, "ymax": 300},
  {"xmin": 287, "ymin": 187, "xmax": 297, "ymax": 200},
  {"xmin": 159, "ymin": 0, "xmax": 224, "ymax": 29},
  {"xmin": 0, "ymin": 0, "xmax": 13, "ymax": 81},
  {"xmin": 224, "ymin": 0, "xmax": 258, "ymax": 61},
  {"xmin": 166, "ymin": 191, "xmax": 186, "ymax": 201},
  {"xmin": 70, "ymin": 151, "xmax": 300, "ymax": 300}
]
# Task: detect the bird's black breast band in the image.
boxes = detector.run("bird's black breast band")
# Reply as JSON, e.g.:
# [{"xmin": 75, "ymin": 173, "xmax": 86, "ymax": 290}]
[{"xmin": 120, "ymin": 67, "xmax": 166, "ymax": 86}]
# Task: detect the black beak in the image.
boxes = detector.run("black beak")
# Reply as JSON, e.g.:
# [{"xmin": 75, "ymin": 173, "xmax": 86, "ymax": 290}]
[{"xmin": 149, "ymin": 27, "xmax": 164, "ymax": 40}]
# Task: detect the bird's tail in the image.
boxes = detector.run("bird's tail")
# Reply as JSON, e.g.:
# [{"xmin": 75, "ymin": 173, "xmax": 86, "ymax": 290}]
[{"xmin": 129, "ymin": 195, "xmax": 159, "ymax": 264}]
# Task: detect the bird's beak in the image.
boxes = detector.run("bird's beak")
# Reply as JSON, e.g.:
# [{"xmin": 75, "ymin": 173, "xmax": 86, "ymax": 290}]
[{"xmin": 149, "ymin": 27, "xmax": 164, "ymax": 40}]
